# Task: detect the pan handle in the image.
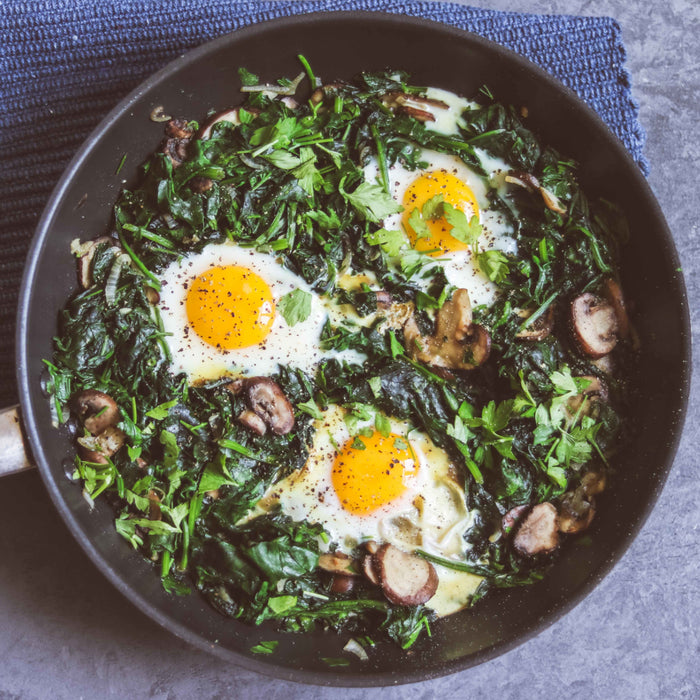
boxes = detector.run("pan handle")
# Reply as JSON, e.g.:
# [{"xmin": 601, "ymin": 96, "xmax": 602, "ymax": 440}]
[{"xmin": 0, "ymin": 405, "xmax": 34, "ymax": 476}]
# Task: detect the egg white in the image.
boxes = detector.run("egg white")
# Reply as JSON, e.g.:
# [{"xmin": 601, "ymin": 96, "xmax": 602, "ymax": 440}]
[{"xmin": 158, "ymin": 243, "xmax": 329, "ymax": 381}]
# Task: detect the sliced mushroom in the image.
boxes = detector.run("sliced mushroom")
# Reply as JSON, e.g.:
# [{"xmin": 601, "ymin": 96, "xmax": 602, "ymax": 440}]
[
  {"xmin": 246, "ymin": 378, "xmax": 295, "ymax": 435},
  {"xmin": 318, "ymin": 552, "xmax": 357, "ymax": 576},
  {"xmin": 364, "ymin": 540, "xmax": 379, "ymax": 555},
  {"xmin": 516, "ymin": 305, "xmax": 555, "ymax": 341},
  {"xmin": 164, "ymin": 118, "xmax": 193, "ymax": 140},
  {"xmin": 505, "ymin": 171, "xmax": 540, "ymax": 192},
  {"xmin": 566, "ymin": 375, "xmax": 609, "ymax": 419},
  {"xmin": 310, "ymin": 83, "xmax": 343, "ymax": 106},
  {"xmin": 381, "ymin": 91, "xmax": 449, "ymax": 123},
  {"xmin": 330, "ymin": 575, "xmax": 355, "ymax": 594},
  {"xmin": 161, "ymin": 118, "xmax": 193, "ymax": 168},
  {"xmin": 144, "ymin": 286, "xmax": 160, "ymax": 305},
  {"xmin": 280, "ymin": 96, "xmax": 299, "ymax": 110},
  {"xmin": 161, "ymin": 138, "xmax": 189, "ymax": 168},
  {"xmin": 373, "ymin": 544, "xmax": 438, "ymax": 606},
  {"xmin": 602, "ymin": 278, "xmax": 630, "ymax": 340},
  {"xmin": 502, "ymin": 504, "xmax": 529, "ymax": 534},
  {"xmin": 383, "ymin": 91, "xmax": 450, "ymax": 110},
  {"xmin": 199, "ymin": 108, "xmax": 245, "ymax": 140},
  {"xmin": 77, "ymin": 236, "xmax": 116, "ymax": 289},
  {"xmin": 73, "ymin": 390, "xmax": 120, "ymax": 435},
  {"xmin": 362, "ymin": 554, "xmax": 380, "ymax": 585},
  {"xmin": 591, "ymin": 353, "xmax": 615, "ymax": 375},
  {"xmin": 513, "ymin": 502, "xmax": 560, "ymax": 556},
  {"xmin": 558, "ymin": 489, "xmax": 595, "ymax": 534},
  {"xmin": 570, "ymin": 292, "xmax": 619, "ymax": 358},
  {"xmin": 77, "ymin": 444, "xmax": 109, "ymax": 465},
  {"xmin": 237, "ymin": 409, "xmax": 267, "ymax": 436},
  {"xmin": 581, "ymin": 470, "xmax": 607, "ymax": 497},
  {"xmin": 77, "ymin": 426, "xmax": 126, "ymax": 463},
  {"xmin": 505, "ymin": 170, "xmax": 567, "ymax": 216},
  {"xmin": 404, "ymin": 289, "xmax": 491, "ymax": 371},
  {"xmin": 398, "ymin": 105, "xmax": 436, "ymax": 122},
  {"xmin": 226, "ymin": 377, "xmax": 295, "ymax": 435}
]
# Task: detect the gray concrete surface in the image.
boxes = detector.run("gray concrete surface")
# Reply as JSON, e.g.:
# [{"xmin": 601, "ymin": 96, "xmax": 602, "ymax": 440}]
[{"xmin": 1, "ymin": 0, "xmax": 698, "ymax": 698}]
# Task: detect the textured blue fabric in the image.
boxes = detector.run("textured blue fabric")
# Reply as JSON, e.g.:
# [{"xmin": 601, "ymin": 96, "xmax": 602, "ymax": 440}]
[{"xmin": 0, "ymin": 0, "xmax": 646, "ymax": 406}]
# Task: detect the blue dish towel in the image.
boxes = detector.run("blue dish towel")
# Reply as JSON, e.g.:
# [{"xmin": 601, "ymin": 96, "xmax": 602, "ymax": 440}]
[{"xmin": 0, "ymin": 0, "xmax": 647, "ymax": 407}]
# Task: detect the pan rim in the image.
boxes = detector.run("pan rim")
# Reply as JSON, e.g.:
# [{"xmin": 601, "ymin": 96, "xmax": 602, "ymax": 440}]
[{"xmin": 15, "ymin": 10, "xmax": 692, "ymax": 687}]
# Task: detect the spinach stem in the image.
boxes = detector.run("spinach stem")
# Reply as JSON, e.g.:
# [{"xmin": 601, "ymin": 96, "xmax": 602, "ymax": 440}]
[{"xmin": 370, "ymin": 124, "xmax": 390, "ymax": 194}]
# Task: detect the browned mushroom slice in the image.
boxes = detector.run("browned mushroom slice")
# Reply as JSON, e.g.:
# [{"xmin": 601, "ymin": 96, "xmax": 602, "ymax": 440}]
[
  {"xmin": 73, "ymin": 390, "xmax": 120, "ymax": 435},
  {"xmin": 602, "ymin": 278, "xmax": 630, "ymax": 340},
  {"xmin": 382, "ymin": 91, "xmax": 450, "ymax": 112},
  {"xmin": 310, "ymin": 83, "xmax": 343, "ymax": 106},
  {"xmin": 580, "ymin": 470, "xmax": 607, "ymax": 497},
  {"xmin": 245, "ymin": 378, "xmax": 295, "ymax": 435},
  {"xmin": 513, "ymin": 502, "xmax": 560, "ymax": 556},
  {"xmin": 570, "ymin": 292, "xmax": 619, "ymax": 358},
  {"xmin": 404, "ymin": 288, "xmax": 491, "ymax": 371},
  {"xmin": 164, "ymin": 118, "xmax": 194, "ymax": 140},
  {"xmin": 398, "ymin": 105, "xmax": 436, "ymax": 122},
  {"xmin": 225, "ymin": 377, "xmax": 295, "ymax": 435},
  {"xmin": 199, "ymin": 108, "xmax": 245, "ymax": 140},
  {"xmin": 237, "ymin": 409, "xmax": 267, "ymax": 436},
  {"xmin": 566, "ymin": 375, "xmax": 609, "ymax": 419},
  {"xmin": 502, "ymin": 504, "xmax": 529, "ymax": 534},
  {"xmin": 77, "ymin": 236, "xmax": 115, "ymax": 289},
  {"xmin": 77, "ymin": 426, "xmax": 126, "ymax": 463},
  {"xmin": 161, "ymin": 118, "xmax": 194, "ymax": 168},
  {"xmin": 505, "ymin": 170, "xmax": 567, "ymax": 215},
  {"xmin": 516, "ymin": 305, "xmax": 555, "ymax": 341},
  {"xmin": 505, "ymin": 170, "xmax": 540, "ymax": 192},
  {"xmin": 558, "ymin": 489, "xmax": 595, "ymax": 534},
  {"xmin": 373, "ymin": 544, "xmax": 439, "ymax": 606},
  {"xmin": 461, "ymin": 324, "xmax": 491, "ymax": 366},
  {"xmin": 330, "ymin": 575, "xmax": 355, "ymax": 594},
  {"xmin": 161, "ymin": 136, "xmax": 190, "ymax": 168},
  {"xmin": 280, "ymin": 96, "xmax": 299, "ymax": 111},
  {"xmin": 591, "ymin": 353, "xmax": 615, "ymax": 375},
  {"xmin": 364, "ymin": 540, "xmax": 379, "ymax": 555},
  {"xmin": 77, "ymin": 445, "xmax": 109, "ymax": 465},
  {"xmin": 144, "ymin": 286, "xmax": 160, "ymax": 305},
  {"xmin": 318, "ymin": 552, "xmax": 357, "ymax": 576},
  {"xmin": 362, "ymin": 554, "xmax": 380, "ymax": 585}
]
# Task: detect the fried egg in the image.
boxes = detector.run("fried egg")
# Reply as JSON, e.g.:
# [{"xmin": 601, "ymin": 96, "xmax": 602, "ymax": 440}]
[
  {"xmin": 364, "ymin": 148, "xmax": 515, "ymax": 308},
  {"xmin": 253, "ymin": 405, "xmax": 483, "ymax": 615},
  {"xmin": 158, "ymin": 243, "xmax": 328, "ymax": 381},
  {"xmin": 363, "ymin": 85, "xmax": 516, "ymax": 308}
]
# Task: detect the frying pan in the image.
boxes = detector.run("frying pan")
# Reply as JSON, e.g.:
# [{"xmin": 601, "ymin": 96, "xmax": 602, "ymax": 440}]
[{"xmin": 11, "ymin": 12, "xmax": 690, "ymax": 686}]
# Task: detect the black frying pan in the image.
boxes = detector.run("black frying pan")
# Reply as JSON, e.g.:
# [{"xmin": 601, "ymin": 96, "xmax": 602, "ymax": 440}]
[{"xmin": 15, "ymin": 12, "xmax": 691, "ymax": 686}]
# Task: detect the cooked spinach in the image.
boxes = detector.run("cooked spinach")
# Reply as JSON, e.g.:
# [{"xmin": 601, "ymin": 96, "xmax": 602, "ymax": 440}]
[{"xmin": 44, "ymin": 59, "xmax": 632, "ymax": 656}]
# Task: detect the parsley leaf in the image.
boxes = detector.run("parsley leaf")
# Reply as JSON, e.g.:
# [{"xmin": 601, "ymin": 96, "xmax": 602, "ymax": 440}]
[
  {"xmin": 443, "ymin": 203, "xmax": 482, "ymax": 250},
  {"xmin": 341, "ymin": 179, "xmax": 403, "ymax": 223},
  {"xmin": 478, "ymin": 249, "xmax": 510, "ymax": 283},
  {"xmin": 365, "ymin": 228, "xmax": 407, "ymax": 257},
  {"xmin": 278, "ymin": 289, "xmax": 312, "ymax": 326}
]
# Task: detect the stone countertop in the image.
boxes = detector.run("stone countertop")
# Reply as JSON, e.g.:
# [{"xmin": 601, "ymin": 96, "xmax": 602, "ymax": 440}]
[{"xmin": 1, "ymin": 1, "xmax": 698, "ymax": 698}]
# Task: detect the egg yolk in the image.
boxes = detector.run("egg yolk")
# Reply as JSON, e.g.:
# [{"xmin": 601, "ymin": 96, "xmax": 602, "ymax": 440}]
[
  {"xmin": 185, "ymin": 265, "xmax": 275, "ymax": 350},
  {"xmin": 402, "ymin": 170, "xmax": 479, "ymax": 256},
  {"xmin": 331, "ymin": 432, "xmax": 418, "ymax": 515}
]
